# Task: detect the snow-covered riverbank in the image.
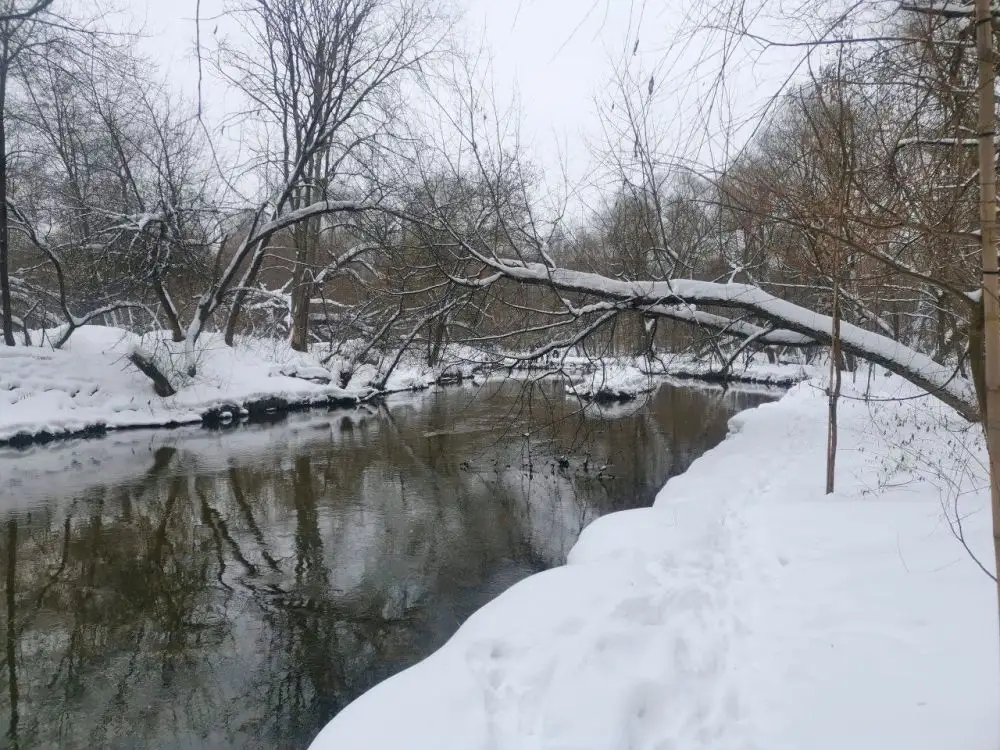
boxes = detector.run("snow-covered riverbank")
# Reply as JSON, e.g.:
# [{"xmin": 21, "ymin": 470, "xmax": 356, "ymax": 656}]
[
  {"xmin": 309, "ymin": 372, "xmax": 998, "ymax": 750},
  {"xmin": 0, "ymin": 326, "xmax": 811, "ymax": 445},
  {"xmin": 0, "ymin": 326, "xmax": 479, "ymax": 445},
  {"xmin": 1, "ymin": 327, "xmax": 357, "ymax": 444}
]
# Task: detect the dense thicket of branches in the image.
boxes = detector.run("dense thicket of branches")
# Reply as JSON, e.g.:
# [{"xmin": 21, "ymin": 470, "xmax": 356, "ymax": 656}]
[{"xmin": 0, "ymin": 0, "xmax": 993, "ymax": 419}]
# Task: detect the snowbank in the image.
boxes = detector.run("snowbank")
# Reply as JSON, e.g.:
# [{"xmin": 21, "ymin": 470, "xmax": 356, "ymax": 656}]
[
  {"xmin": 0, "ymin": 326, "xmax": 811, "ymax": 444},
  {"xmin": 0, "ymin": 327, "xmax": 487, "ymax": 445},
  {"xmin": 648, "ymin": 351, "xmax": 815, "ymax": 385},
  {"xmin": 0, "ymin": 327, "xmax": 368, "ymax": 444},
  {"xmin": 309, "ymin": 372, "xmax": 998, "ymax": 750},
  {"xmin": 566, "ymin": 363, "xmax": 657, "ymax": 402},
  {"xmin": 562, "ymin": 355, "xmax": 803, "ymax": 402},
  {"xmin": 492, "ymin": 350, "xmax": 816, "ymax": 386}
]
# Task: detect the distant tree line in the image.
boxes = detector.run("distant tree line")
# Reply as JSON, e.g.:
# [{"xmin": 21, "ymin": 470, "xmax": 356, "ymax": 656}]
[{"xmin": 0, "ymin": 0, "xmax": 990, "ymax": 420}]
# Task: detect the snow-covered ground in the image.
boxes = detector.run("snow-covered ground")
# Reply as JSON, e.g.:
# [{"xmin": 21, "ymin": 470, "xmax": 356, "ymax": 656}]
[
  {"xmin": 566, "ymin": 363, "xmax": 658, "ymax": 402},
  {"xmin": 0, "ymin": 327, "xmax": 369, "ymax": 443},
  {"xmin": 507, "ymin": 351, "xmax": 817, "ymax": 403},
  {"xmin": 645, "ymin": 351, "xmax": 816, "ymax": 385},
  {"xmin": 0, "ymin": 326, "xmax": 811, "ymax": 444},
  {"xmin": 0, "ymin": 327, "xmax": 473, "ymax": 444},
  {"xmin": 559, "ymin": 354, "xmax": 808, "ymax": 402},
  {"xmin": 309, "ymin": 371, "xmax": 999, "ymax": 750},
  {"xmin": 495, "ymin": 350, "xmax": 818, "ymax": 387}
]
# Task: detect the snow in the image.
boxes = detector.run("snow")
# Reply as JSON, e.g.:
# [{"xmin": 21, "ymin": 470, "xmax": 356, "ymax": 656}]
[
  {"xmin": 558, "ymin": 353, "xmax": 815, "ymax": 401},
  {"xmin": 566, "ymin": 363, "xmax": 656, "ymax": 401},
  {"xmin": 489, "ymin": 261, "xmax": 978, "ymax": 416},
  {"xmin": 650, "ymin": 352, "xmax": 814, "ymax": 384},
  {"xmin": 2, "ymin": 325, "xmax": 809, "ymax": 444},
  {"xmin": 491, "ymin": 350, "xmax": 815, "ymax": 387},
  {"xmin": 308, "ymin": 370, "xmax": 999, "ymax": 750},
  {"xmin": 0, "ymin": 326, "xmax": 367, "ymax": 443}
]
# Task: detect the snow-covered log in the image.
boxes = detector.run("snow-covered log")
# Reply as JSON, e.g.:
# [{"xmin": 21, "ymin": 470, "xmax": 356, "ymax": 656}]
[{"xmin": 470, "ymin": 261, "xmax": 978, "ymax": 420}]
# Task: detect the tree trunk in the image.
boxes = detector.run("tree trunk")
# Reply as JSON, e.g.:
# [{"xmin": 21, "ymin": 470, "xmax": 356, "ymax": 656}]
[
  {"xmin": 826, "ymin": 278, "xmax": 841, "ymax": 495},
  {"xmin": 935, "ymin": 295, "xmax": 949, "ymax": 365},
  {"xmin": 290, "ymin": 170, "xmax": 319, "ymax": 353},
  {"xmin": 289, "ymin": 224, "xmax": 313, "ymax": 353},
  {"xmin": 0, "ymin": 49, "xmax": 13, "ymax": 347},
  {"xmin": 969, "ymin": 299, "xmax": 986, "ymax": 419},
  {"xmin": 128, "ymin": 348, "xmax": 176, "ymax": 397},
  {"xmin": 223, "ymin": 245, "xmax": 268, "ymax": 346},
  {"xmin": 427, "ymin": 315, "xmax": 447, "ymax": 366},
  {"xmin": 155, "ymin": 280, "xmax": 184, "ymax": 342},
  {"xmin": 5, "ymin": 519, "xmax": 18, "ymax": 745},
  {"xmin": 974, "ymin": 0, "xmax": 1000, "ymax": 628}
]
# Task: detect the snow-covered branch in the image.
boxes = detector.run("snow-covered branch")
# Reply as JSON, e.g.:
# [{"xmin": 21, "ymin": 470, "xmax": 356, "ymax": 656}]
[
  {"xmin": 186, "ymin": 199, "xmax": 374, "ymax": 345},
  {"xmin": 467, "ymin": 260, "xmax": 978, "ymax": 419}
]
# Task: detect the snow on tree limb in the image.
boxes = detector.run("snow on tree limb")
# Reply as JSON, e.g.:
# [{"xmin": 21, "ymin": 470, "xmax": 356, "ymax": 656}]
[
  {"xmin": 185, "ymin": 199, "xmax": 373, "ymax": 344},
  {"xmin": 895, "ymin": 137, "xmax": 980, "ymax": 149},
  {"xmin": 640, "ymin": 304, "xmax": 817, "ymax": 346},
  {"xmin": 476, "ymin": 260, "xmax": 979, "ymax": 420},
  {"xmin": 899, "ymin": 1, "xmax": 993, "ymax": 19},
  {"xmin": 7, "ymin": 199, "xmax": 154, "ymax": 347}
]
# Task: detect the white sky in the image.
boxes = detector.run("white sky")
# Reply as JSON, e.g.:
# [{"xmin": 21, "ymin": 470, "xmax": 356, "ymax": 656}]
[
  {"xmin": 133, "ymin": 1, "xmax": 662, "ymax": 125},
  {"xmin": 123, "ymin": 0, "xmax": 804, "ymax": 214}
]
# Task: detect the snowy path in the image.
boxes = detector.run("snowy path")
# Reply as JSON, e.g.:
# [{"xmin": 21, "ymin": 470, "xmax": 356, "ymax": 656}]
[{"xmin": 309, "ymin": 376, "xmax": 999, "ymax": 750}]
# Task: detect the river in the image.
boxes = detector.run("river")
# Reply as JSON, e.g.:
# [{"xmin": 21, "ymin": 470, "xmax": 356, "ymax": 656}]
[{"xmin": 0, "ymin": 378, "xmax": 775, "ymax": 749}]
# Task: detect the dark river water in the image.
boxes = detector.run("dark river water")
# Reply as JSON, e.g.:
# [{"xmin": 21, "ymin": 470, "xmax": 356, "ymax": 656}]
[{"xmin": 0, "ymin": 378, "xmax": 775, "ymax": 749}]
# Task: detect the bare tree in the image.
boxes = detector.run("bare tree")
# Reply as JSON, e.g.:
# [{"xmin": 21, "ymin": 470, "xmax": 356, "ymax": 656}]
[
  {"xmin": 6, "ymin": 25, "xmax": 214, "ymax": 346},
  {"xmin": 0, "ymin": 0, "xmax": 54, "ymax": 345},
  {"xmin": 201, "ymin": 0, "xmax": 449, "ymax": 352},
  {"xmin": 387, "ymin": 29, "xmax": 984, "ymax": 419}
]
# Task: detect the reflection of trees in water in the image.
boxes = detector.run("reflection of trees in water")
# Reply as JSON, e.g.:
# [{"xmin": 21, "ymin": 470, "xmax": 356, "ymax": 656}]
[
  {"xmin": 0, "ymin": 461, "xmax": 234, "ymax": 748},
  {"xmin": 457, "ymin": 382, "xmax": 768, "ymax": 564},
  {"xmin": 0, "ymin": 382, "xmax": 774, "ymax": 749},
  {"xmin": 6, "ymin": 519, "xmax": 18, "ymax": 749}
]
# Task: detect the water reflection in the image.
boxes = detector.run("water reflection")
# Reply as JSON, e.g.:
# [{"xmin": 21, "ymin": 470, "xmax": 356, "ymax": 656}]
[{"xmin": 0, "ymin": 379, "xmax": 774, "ymax": 749}]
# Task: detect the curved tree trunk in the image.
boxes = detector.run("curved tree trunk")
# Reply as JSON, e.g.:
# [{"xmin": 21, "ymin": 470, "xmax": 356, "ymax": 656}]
[{"xmin": 475, "ymin": 261, "xmax": 981, "ymax": 420}]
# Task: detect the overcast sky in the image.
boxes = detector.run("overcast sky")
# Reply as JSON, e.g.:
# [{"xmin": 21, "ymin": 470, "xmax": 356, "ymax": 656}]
[{"xmin": 126, "ymin": 0, "xmax": 801, "ymax": 214}]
